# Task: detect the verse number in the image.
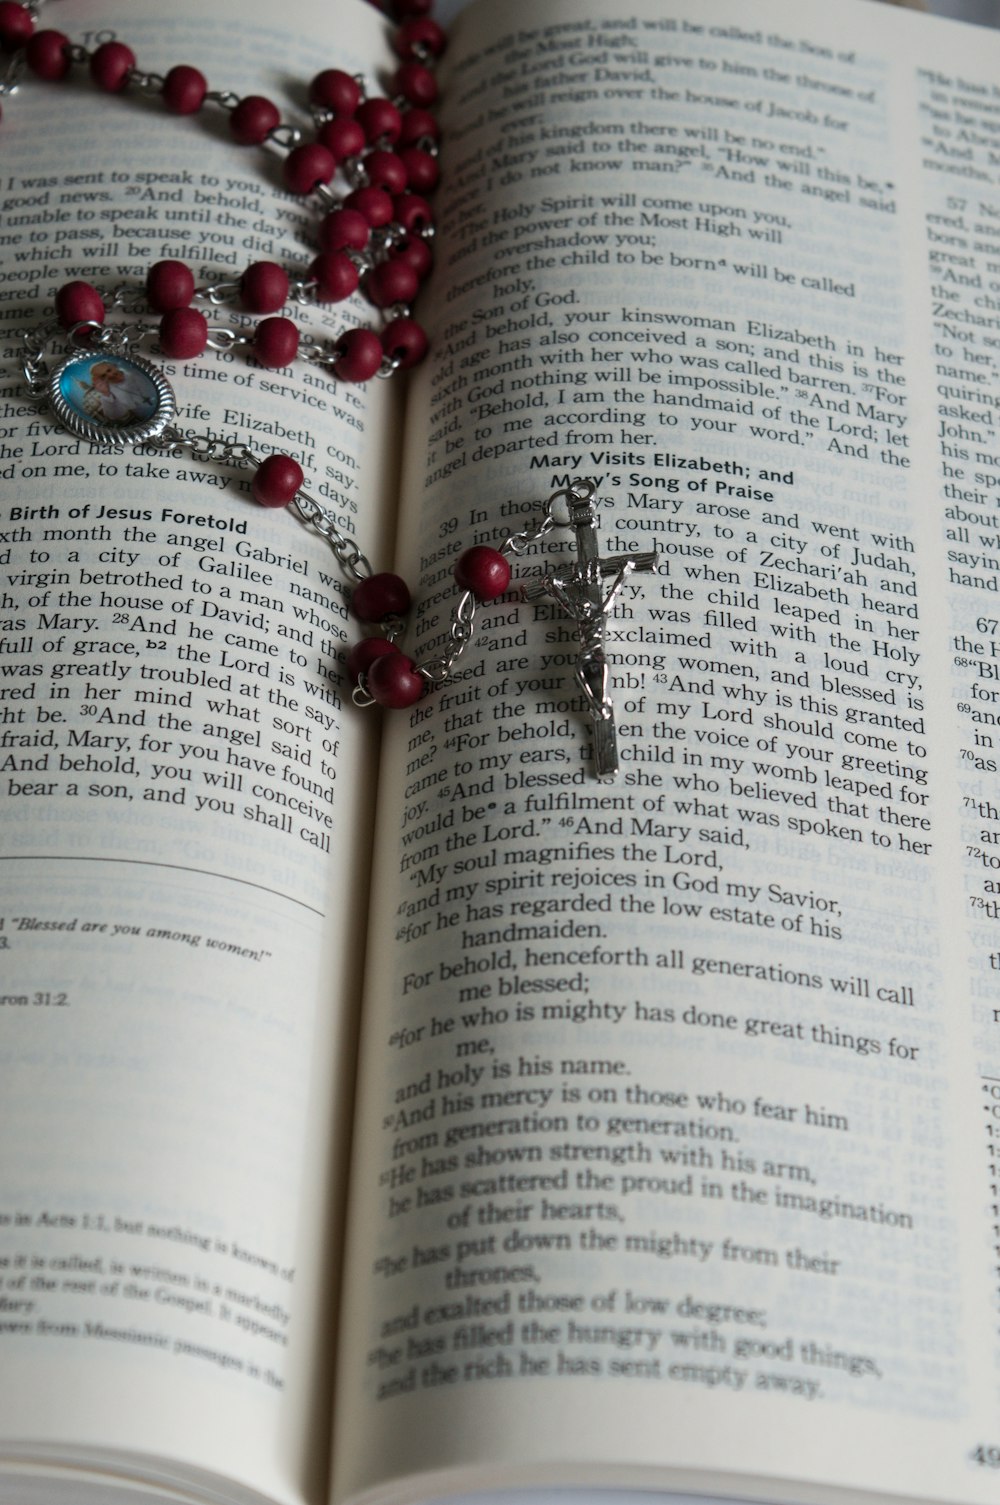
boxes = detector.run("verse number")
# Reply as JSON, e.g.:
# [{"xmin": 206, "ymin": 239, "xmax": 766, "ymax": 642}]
[
  {"xmin": 970, "ymin": 1445, "xmax": 1000, "ymax": 1468},
  {"xmin": 33, "ymin": 992, "xmax": 68, "ymax": 1006}
]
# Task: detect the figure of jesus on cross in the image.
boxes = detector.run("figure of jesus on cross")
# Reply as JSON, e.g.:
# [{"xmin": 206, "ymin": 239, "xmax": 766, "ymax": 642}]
[{"xmin": 522, "ymin": 480, "xmax": 658, "ymax": 781}]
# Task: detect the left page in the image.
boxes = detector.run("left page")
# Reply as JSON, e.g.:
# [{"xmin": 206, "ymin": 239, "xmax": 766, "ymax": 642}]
[{"xmin": 0, "ymin": 3, "xmax": 400, "ymax": 1503}]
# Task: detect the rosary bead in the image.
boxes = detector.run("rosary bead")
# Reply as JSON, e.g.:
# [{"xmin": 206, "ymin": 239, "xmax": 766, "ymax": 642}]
[
  {"xmin": 454, "ymin": 546, "xmax": 511, "ymax": 602},
  {"xmin": 393, "ymin": 62, "xmax": 438, "ymax": 109},
  {"xmin": 364, "ymin": 148, "xmax": 408, "ymax": 196},
  {"xmin": 333, "ymin": 328, "xmax": 383, "ymax": 382},
  {"xmin": 309, "ymin": 251, "xmax": 359, "ymax": 302},
  {"xmin": 252, "ymin": 453, "xmax": 303, "ymax": 508},
  {"xmin": 399, "ymin": 106, "xmax": 440, "ymax": 147},
  {"xmin": 146, "ymin": 259, "xmax": 195, "ymax": 312},
  {"xmin": 239, "ymin": 260, "xmax": 289, "ymax": 313},
  {"xmin": 25, "ymin": 29, "xmax": 71, "ymax": 80},
  {"xmin": 391, "ymin": 233, "xmax": 432, "ymax": 282},
  {"xmin": 346, "ymin": 635, "xmax": 399, "ymax": 685},
  {"xmin": 0, "ymin": 2, "xmax": 33, "ymax": 51},
  {"xmin": 90, "ymin": 40, "xmax": 135, "ymax": 92},
  {"xmin": 382, "ymin": 317, "xmax": 428, "ymax": 370},
  {"xmin": 253, "ymin": 316, "xmax": 299, "ymax": 368},
  {"xmin": 162, "ymin": 64, "xmax": 207, "ymax": 114},
  {"xmin": 158, "ymin": 307, "xmax": 208, "ymax": 358},
  {"xmin": 309, "ymin": 68, "xmax": 361, "ymax": 116},
  {"xmin": 344, "ymin": 186, "xmax": 393, "ymax": 227},
  {"xmin": 398, "ymin": 145, "xmax": 438, "ymax": 194},
  {"xmin": 229, "ymin": 94, "xmax": 280, "ymax": 145},
  {"xmin": 394, "ymin": 18, "xmax": 447, "ymax": 60},
  {"xmin": 318, "ymin": 208, "xmax": 370, "ymax": 253},
  {"xmin": 318, "ymin": 115, "xmax": 366, "ymax": 163},
  {"xmin": 391, "ymin": 0, "xmax": 434, "ymax": 19},
  {"xmin": 351, "ymin": 572, "xmax": 411, "ymax": 622},
  {"xmin": 367, "ymin": 260, "xmax": 418, "ymax": 309},
  {"xmin": 356, "ymin": 96, "xmax": 402, "ymax": 146},
  {"xmin": 392, "ymin": 192, "xmax": 433, "ymax": 234},
  {"xmin": 366, "ymin": 651, "xmax": 424, "ymax": 709},
  {"xmin": 55, "ymin": 281, "xmax": 105, "ymax": 331},
  {"xmin": 283, "ymin": 141, "xmax": 336, "ymax": 195}
]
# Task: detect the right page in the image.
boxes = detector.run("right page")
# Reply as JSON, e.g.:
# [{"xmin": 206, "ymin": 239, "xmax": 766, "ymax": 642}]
[{"xmin": 335, "ymin": 2, "xmax": 1000, "ymax": 1503}]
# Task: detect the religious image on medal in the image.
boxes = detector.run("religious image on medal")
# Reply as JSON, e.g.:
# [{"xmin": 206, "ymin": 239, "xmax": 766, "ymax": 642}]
[
  {"xmin": 60, "ymin": 355, "xmax": 160, "ymax": 426},
  {"xmin": 47, "ymin": 349, "xmax": 175, "ymax": 447}
]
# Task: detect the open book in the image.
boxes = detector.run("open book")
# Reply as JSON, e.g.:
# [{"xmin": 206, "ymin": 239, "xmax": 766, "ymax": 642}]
[{"xmin": 2, "ymin": 0, "xmax": 1000, "ymax": 1501}]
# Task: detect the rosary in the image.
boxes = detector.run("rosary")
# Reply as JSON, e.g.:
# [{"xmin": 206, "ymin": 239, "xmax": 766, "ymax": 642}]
[{"xmin": 4, "ymin": 0, "xmax": 658, "ymax": 781}]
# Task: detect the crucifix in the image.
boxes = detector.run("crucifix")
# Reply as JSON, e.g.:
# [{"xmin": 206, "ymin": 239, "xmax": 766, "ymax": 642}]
[{"xmin": 522, "ymin": 481, "xmax": 658, "ymax": 780}]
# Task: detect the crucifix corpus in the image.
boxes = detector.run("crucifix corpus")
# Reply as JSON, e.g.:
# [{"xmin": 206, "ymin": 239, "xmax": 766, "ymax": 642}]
[{"xmin": 522, "ymin": 480, "xmax": 659, "ymax": 780}]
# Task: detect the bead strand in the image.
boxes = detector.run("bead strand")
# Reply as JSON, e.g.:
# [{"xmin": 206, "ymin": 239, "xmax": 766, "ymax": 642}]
[
  {"xmin": 0, "ymin": 0, "xmax": 443, "ymax": 368},
  {"xmin": 49, "ymin": 268, "xmax": 428, "ymax": 383}
]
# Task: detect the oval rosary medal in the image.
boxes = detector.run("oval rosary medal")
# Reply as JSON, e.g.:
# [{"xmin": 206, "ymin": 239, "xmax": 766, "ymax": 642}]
[{"xmin": 47, "ymin": 349, "xmax": 176, "ymax": 449}]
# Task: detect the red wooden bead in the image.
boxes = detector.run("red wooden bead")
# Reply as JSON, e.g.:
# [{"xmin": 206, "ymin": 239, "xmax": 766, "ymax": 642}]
[
  {"xmin": 318, "ymin": 115, "xmax": 366, "ymax": 163},
  {"xmin": 253, "ymin": 316, "xmax": 299, "ymax": 368},
  {"xmin": 252, "ymin": 453, "xmax": 303, "ymax": 508},
  {"xmin": 346, "ymin": 636, "xmax": 399, "ymax": 685},
  {"xmin": 344, "ymin": 186, "xmax": 393, "ymax": 227},
  {"xmin": 90, "ymin": 40, "xmax": 135, "ymax": 92},
  {"xmin": 318, "ymin": 208, "xmax": 370, "ymax": 253},
  {"xmin": 392, "ymin": 193, "xmax": 433, "ymax": 234},
  {"xmin": 309, "ymin": 68, "xmax": 361, "ymax": 116},
  {"xmin": 382, "ymin": 317, "xmax": 428, "ymax": 370},
  {"xmin": 0, "ymin": 2, "xmax": 34, "ymax": 51},
  {"xmin": 399, "ymin": 146, "xmax": 438, "ymax": 193},
  {"xmin": 399, "ymin": 107, "xmax": 440, "ymax": 148},
  {"xmin": 455, "ymin": 547, "xmax": 511, "ymax": 602},
  {"xmin": 283, "ymin": 142, "xmax": 336, "ymax": 195},
  {"xmin": 392, "ymin": 233, "xmax": 432, "ymax": 281},
  {"xmin": 356, "ymin": 96, "xmax": 402, "ymax": 146},
  {"xmin": 394, "ymin": 62, "xmax": 438, "ymax": 108},
  {"xmin": 25, "ymin": 29, "xmax": 71, "ymax": 80},
  {"xmin": 351, "ymin": 572, "xmax": 411, "ymax": 622},
  {"xmin": 146, "ymin": 260, "xmax": 195, "ymax": 313},
  {"xmin": 367, "ymin": 260, "xmax": 418, "ymax": 309},
  {"xmin": 391, "ymin": 0, "xmax": 433, "ymax": 18},
  {"xmin": 309, "ymin": 251, "xmax": 358, "ymax": 303},
  {"xmin": 366, "ymin": 652, "xmax": 424, "ymax": 709},
  {"xmin": 364, "ymin": 149, "xmax": 408, "ymax": 195},
  {"xmin": 394, "ymin": 18, "xmax": 447, "ymax": 59},
  {"xmin": 239, "ymin": 261, "xmax": 289, "ymax": 313},
  {"xmin": 334, "ymin": 328, "xmax": 383, "ymax": 382},
  {"xmin": 159, "ymin": 307, "xmax": 208, "ymax": 359},
  {"xmin": 55, "ymin": 281, "xmax": 105, "ymax": 330},
  {"xmin": 163, "ymin": 64, "xmax": 207, "ymax": 115},
  {"xmin": 230, "ymin": 95, "xmax": 280, "ymax": 145}
]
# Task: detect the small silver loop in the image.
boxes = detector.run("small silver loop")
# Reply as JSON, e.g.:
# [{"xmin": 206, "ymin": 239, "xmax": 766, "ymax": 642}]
[
  {"xmin": 205, "ymin": 89, "xmax": 240, "ymax": 109},
  {"xmin": 198, "ymin": 279, "xmax": 241, "ymax": 306},
  {"xmin": 547, "ymin": 478, "xmax": 596, "ymax": 528},
  {"xmin": 0, "ymin": 51, "xmax": 26, "ymax": 96},
  {"xmin": 127, "ymin": 67, "xmax": 166, "ymax": 94},
  {"xmin": 265, "ymin": 122, "xmax": 303, "ymax": 150},
  {"xmin": 205, "ymin": 328, "xmax": 249, "ymax": 352}
]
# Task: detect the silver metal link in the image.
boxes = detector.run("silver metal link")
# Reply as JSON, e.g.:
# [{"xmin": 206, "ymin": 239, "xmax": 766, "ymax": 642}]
[
  {"xmin": 126, "ymin": 67, "xmax": 166, "ymax": 94},
  {"xmin": 204, "ymin": 88, "xmax": 239, "ymax": 110},
  {"xmin": 205, "ymin": 327, "xmax": 249, "ymax": 352},
  {"xmin": 0, "ymin": 51, "xmax": 26, "ymax": 97}
]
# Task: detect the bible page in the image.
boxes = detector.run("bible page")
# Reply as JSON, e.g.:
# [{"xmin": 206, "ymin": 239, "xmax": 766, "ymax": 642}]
[
  {"xmin": 334, "ymin": 2, "xmax": 1000, "ymax": 1504},
  {"xmin": 0, "ymin": 2, "xmax": 401, "ymax": 1502}
]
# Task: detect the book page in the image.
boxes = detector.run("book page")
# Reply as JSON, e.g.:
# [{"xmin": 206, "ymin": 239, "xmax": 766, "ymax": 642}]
[
  {"xmin": 0, "ymin": 2, "xmax": 400, "ymax": 1502},
  {"xmin": 334, "ymin": 2, "xmax": 1000, "ymax": 1504}
]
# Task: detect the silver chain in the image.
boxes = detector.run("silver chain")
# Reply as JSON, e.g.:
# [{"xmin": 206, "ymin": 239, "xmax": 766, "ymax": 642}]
[{"xmin": 416, "ymin": 512, "xmax": 558, "ymax": 691}]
